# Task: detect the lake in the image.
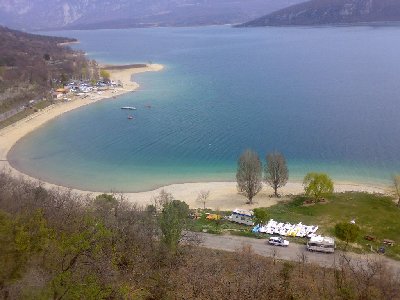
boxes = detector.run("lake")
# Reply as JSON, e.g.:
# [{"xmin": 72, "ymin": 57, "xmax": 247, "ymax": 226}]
[{"xmin": 9, "ymin": 25, "xmax": 400, "ymax": 192}]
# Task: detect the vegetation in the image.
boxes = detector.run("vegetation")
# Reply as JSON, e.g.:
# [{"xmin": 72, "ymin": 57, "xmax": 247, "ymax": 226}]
[
  {"xmin": 236, "ymin": 149, "xmax": 263, "ymax": 204},
  {"xmin": 0, "ymin": 100, "xmax": 52, "ymax": 130},
  {"xmin": 335, "ymin": 222, "xmax": 361, "ymax": 249},
  {"xmin": 266, "ymin": 192, "xmax": 400, "ymax": 259},
  {"xmin": 196, "ymin": 190, "xmax": 210, "ymax": 209},
  {"xmin": 264, "ymin": 151, "xmax": 288, "ymax": 197},
  {"xmin": 0, "ymin": 172, "xmax": 399, "ymax": 298},
  {"xmin": 159, "ymin": 199, "xmax": 190, "ymax": 252},
  {"xmin": 0, "ymin": 26, "xmax": 92, "ymax": 117},
  {"xmin": 303, "ymin": 172, "xmax": 334, "ymax": 201},
  {"xmin": 241, "ymin": 0, "xmax": 400, "ymax": 27},
  {"xmin": 100, "ymin": 69, "xmax": 111, "ymax": 81},
  {"xmin": 253, "ymin": 208, "xmax": 269, "ymax": 226}
]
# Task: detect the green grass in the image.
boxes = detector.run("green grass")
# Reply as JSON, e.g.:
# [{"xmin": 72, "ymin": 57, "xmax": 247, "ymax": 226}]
[
  {"xmin": 189, "ymin": 193, "xmax": 400, "ymax": 259},
  {"xmin": 263, "ymin": 192, "xmax": 400, "ymax": 259},
  {"xmin": 0, "ymin": 100, "xmax": 52, "ymax": 130},
  {"xmin": 187, "ymin": 211, "xmax": 252, "ymax": 235}
]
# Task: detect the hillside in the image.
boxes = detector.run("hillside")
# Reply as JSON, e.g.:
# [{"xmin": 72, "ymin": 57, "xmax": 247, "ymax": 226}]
[
  {"xmin": 241, "ymin": 0, "xmax": 400, "ymax": 26},
  {"xmin": 0, "ymin": 0, "xmax": 304, "ymax": 30},
  {"xmin": 0, "ymin": 26, "xmax": 87, "ymax": 115},
  {"xmin": 0, "ymin": 171, "xmax": 399, "ymax": 299}
]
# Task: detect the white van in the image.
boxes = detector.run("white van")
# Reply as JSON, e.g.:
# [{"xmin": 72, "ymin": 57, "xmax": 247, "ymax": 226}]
[{"xmin": 307, "ymin": 236, "xmax": 335, "ymax": 253}]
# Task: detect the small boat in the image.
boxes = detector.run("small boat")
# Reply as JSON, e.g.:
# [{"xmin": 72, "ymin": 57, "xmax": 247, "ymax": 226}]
[
  {"xmin": 128, "ymin": 115, "xmax": 134, "ymax": 120},
  {"xmin": 121, "ymin": 106, "xmax": 136, "ymax": 110},
  {"xmin": 145, "ymin": 104, "xmax": 152, "ymax": 109}
]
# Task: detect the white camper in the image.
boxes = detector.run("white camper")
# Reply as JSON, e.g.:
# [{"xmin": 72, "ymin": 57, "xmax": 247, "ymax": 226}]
[
  {"xmin": 228, "ymin": 209, "xmax": 254, "ymax": 226},
  {"xmin": 307, "ymin": 236, "xmax": 335, "ymax": 253}
]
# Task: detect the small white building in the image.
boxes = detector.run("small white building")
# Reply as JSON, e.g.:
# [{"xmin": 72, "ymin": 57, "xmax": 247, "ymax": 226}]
[{"xmin": 228, "ymin": 209, "xmax": 254, "ymax": 226}]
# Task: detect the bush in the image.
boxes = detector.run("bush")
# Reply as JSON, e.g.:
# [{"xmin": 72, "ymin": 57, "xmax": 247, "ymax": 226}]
[{"xmin": 335, "ymin": 222, "xmax": 360, "ymax": 248}]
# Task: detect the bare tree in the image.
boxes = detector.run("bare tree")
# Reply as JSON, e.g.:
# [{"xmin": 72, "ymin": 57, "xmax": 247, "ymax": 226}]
[
  {"xmin": 393, "ymin": 175, "xmax": 400, "ymax": 207},
  {"xmin": 151, "ymin": 189, "xmax": 174, "ymax": 212},
  {"xmin": 196, "ymin": 190, "xmax": 210, "ymax": 209},
  {"xmin": 264, "ymin": 152, "xmax": 288, "ymax": 197},
  {"xmin": 236, "ymin": 149, "xmax": 262, "ymax": 204}
]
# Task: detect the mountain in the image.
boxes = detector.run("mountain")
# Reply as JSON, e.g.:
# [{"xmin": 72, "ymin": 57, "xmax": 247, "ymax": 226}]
[
  {"xmin": 0, "ymin": 0, "xmax": 304, "ymax": 30},
  {"xmin": 240, "ymin": 0, "xmax": 400, "ymax": 26}
]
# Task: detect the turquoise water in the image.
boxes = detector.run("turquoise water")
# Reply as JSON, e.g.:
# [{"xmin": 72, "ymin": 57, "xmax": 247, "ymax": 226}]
[{"xmin": 9, "ymin": 26, "xmax": 400, "ymax": 192}]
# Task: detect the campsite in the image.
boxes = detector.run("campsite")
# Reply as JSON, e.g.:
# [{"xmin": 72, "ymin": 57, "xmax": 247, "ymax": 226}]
[{"xmin": 188, "ymin": 192, "xmax": 400, "ymax": 260}]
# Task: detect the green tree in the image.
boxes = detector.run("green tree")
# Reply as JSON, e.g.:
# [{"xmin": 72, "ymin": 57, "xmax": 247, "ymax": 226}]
[
  {"xmin": 100, "ymin": 69, "xmax": 111, "ymax": 81},
  {"xmin": 253, "ymin": 208, "xmax": 269, "ymax": 226},
  {"xmin": 236, "ymin": 149, "xmax": 263, "ymax": 204},
  {"xmin": 0, "ymin": 210, "xmax": 52, "ymax": 293},
  {"xmin": 159, "ymin": 200, "xmax": 189, "ymax": 252},
  {"xmin": 264, "ymin": 151, "xmax": 289, "ymax": 197},
  {"xmin": 335, "ymin": 222, "xmax": 360, "ymax": 249},
  {"xmin": 303, "ymin": 172, "xmax": 334, "ymax": 202}
]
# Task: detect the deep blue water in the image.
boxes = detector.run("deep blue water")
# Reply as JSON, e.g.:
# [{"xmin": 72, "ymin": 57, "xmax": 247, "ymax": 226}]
[{"xmin": 9, "ymin": 26, "xmax": 400, "ymax": 192}]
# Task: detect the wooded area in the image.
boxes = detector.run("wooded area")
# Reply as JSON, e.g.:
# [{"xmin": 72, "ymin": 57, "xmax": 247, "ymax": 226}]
[
  {"xmin": 0, "ymin": 171, "xmax": 399, "ymax": 299},
  {"xmin": 0, "ymin": 26, "xmax": 89, "ymax": 114}
]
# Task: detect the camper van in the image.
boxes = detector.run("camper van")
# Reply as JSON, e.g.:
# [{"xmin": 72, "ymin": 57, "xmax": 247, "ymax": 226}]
[
  {"xmin": 307, "ymin": 236, "xmax": 335, "ymax": 253},
  {"xmin": 228, "ymin": 209, "xmax": 254, "ymax": 226}
]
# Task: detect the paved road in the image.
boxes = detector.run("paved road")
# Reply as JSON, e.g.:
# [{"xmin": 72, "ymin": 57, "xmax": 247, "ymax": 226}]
[{"xmin": 198, "ymin": 233, "xmax": 400, "ymax": 274}]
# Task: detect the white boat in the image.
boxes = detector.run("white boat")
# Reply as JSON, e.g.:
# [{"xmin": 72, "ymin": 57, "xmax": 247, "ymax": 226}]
[{"xmin": 121, "ymin": 106, "xmax": 137, "ymax": 110}]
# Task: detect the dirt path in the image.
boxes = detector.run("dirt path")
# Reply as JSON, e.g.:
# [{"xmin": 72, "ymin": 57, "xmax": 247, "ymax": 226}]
[{"xmin": 198, "ymin": 233, "xmax": 400, "ymax": 275}]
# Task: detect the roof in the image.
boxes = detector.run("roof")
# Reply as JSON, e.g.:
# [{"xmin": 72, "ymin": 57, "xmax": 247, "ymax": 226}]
[
  {"xmin": 309, "ymin": 236, "xmax": 335, "ymax": 244},
  {"xmin": 232, "ymin": 209, "xmax": 253, "ymax": 217}
]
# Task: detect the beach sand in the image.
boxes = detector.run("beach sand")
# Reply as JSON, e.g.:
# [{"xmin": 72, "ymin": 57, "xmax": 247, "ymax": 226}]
[{"xmin": 0, "ymin": 63, "xmax": 391, "ymax": 210}]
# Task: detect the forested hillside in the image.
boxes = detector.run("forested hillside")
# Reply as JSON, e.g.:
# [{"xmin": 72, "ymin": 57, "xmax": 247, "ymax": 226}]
[
  {"xmin": 0, "ymin": 26, "xmax": 87, "ymax": 115},
  {"xmin": 241, "ymin": 0, "xmax": 400, "ymax": 26},
  {"xmin": 0, "ymin": 171, "xmax": 399, "ymax": 299}
]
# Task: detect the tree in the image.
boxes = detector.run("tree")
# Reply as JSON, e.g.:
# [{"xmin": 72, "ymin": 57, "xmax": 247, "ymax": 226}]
[
  {"xmin": 152, "ymin": 189, "xmax": 174, "ymax": 212},
  {"xmin": 196, "ymin": 190, "xmax": 210, "ymax": 209},
  {"xmin": 335, "ymin": 222, "xmax": 360, "ymax": 249},
  {"xmin": 253, "ymin": 208, "xmax": 269, "ymax": 226},
  {"xmin": 393, "ymin": 175, "xmax": 400, "ymax": 207},
  {"xmin": 303, "ymin": 172, "xmax": 334, "ymax": 202},
  {"xmin": 236, "ymin": 149, "xmax": 263, "ymax": 204},
  {"xmin": 100, "ymin": 69, "xmax": 110, "ymax": 82},
  {"xmin": 159, "ymin": 200, "xmax": 189, "ymax": 252},
  {"xmin": 264, "ymin": 152, "xmax": 288, "ymax": 197}
]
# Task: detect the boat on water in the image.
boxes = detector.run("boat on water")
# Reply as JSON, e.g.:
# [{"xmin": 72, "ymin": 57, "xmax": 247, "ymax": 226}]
[
  {"xmin": 121, "ymin": 106, "xmax": 137, "ymax": 110},
  {"xmin": 128, "ymin": 115, "xmax": 134, "ymax": 120}
]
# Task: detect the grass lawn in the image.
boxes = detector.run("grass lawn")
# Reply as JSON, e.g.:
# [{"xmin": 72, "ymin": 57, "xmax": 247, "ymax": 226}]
[
  {"xmin": 187, "ymin": 210, "xmax": 258, "ymax": 236},
  {"xmin": 264, "ymin": 192, "xmax": 400, "ymax": 259},
  {"xmin": 189, "ymin": 192, "xmax": 400, "ymax": 260}
]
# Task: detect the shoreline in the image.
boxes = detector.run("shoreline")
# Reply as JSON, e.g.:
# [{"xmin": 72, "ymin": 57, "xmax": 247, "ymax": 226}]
[{"xmin": 0, "ymin": 63, "xmax": 392, "ymax": 210}]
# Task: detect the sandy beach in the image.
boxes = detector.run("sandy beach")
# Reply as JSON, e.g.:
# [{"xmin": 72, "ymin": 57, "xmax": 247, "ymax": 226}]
[{"xmin": 0, "ymin": 63, "xmax": 391, "ymax": 210}]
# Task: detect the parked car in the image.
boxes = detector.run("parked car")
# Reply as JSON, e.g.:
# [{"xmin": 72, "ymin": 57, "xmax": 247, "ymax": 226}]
[{"xmin": 268, "ymin": 236, "xmax": 289, "ymax": 247}]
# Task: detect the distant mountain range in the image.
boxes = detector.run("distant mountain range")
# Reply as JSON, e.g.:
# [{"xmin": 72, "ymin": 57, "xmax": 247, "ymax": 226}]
[
  {"xmin": 0, "ymin": 0, "xmax": 304, "ymax": 31},
  {"xmin": 241, "ymin": 0, "xmax": 400, "ymax": 26}
]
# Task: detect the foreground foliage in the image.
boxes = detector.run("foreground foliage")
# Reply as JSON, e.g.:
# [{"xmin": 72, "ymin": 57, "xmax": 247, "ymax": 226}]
[{"xmin": 0, "ymin": 172, "xmax": 399, "ymax": 299}]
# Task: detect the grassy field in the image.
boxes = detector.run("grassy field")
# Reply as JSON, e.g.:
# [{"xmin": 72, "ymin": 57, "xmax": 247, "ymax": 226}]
[
  {"xmin": 264, "ymin": 192, "xmax": 400, "ymax": 259},
  {"xmin": 189, "ymin": 192, "xmax": 400, "ymax": 260}
]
